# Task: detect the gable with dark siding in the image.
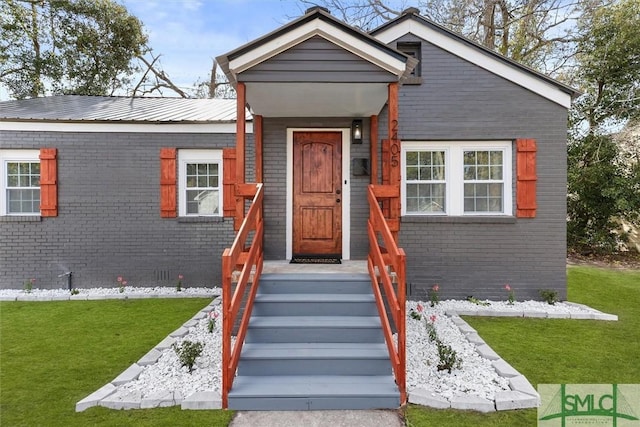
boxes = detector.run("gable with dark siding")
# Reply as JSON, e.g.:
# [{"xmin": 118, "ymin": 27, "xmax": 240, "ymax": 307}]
[{"xmin": 238, "ymin": 36, "xmax": 397, "ymax": 83}]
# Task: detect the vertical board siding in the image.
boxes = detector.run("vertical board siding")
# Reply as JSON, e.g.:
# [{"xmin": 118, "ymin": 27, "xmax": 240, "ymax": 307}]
[
  {"xmin": 516, "ymin": 138, "xmax": 537, "ymax": 218},
  {"xmin": 159, "ymin": 148, "xmax": 177, "ymax": 218},
  {"xmin": 223, "ymin": 148, "xmax": 237, "ymax": 217},
  {"xmin": 39, "ymin": 148, "xmax": 58, "ymax": 217}
]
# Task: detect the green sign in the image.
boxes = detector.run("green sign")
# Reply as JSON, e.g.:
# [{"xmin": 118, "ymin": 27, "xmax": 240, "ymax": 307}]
[{"xmin": 538, "ymin": 384, "xmax": 640, "ymax": 427}]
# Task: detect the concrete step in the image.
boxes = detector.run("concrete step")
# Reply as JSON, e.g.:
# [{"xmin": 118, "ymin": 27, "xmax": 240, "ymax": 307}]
[
  {"xmin": 227, "ymin": 375, "xmax": 400, "ymax": 410},
  {"xmin": 258, "ymin": 273, "xmax": 372, "ymax": 294},
  {"xmin": 238, "ymin": 343, "xmax": 391, "ymax": 376},
  {"xmin": 252, "ymin": 293, "xmax": 378, "ymax": 316},
  {"xmin": 245, "ymin": 316, "xmax": 384, "ymax": 343}
]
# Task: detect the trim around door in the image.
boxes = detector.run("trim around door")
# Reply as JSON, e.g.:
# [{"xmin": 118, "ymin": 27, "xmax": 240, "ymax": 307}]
[{"xmin": 286, "ymin": 128, "xmax": 351, "ymax": 260}]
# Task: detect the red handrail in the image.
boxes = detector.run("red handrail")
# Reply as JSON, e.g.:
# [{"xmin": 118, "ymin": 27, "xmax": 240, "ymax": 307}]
[
  {"xmin": 221, "ymin": 183, "xmax": 264, "ymax": 408},
  {"xmin": 366, "ymin": 184, "xmax": 406, "ymax": 404}
]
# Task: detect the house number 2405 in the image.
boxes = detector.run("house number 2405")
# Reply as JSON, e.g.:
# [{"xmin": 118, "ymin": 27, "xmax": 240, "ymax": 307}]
[{"xmin": 390, "ymin": 120, "xmax": 400, "ymax": 168}]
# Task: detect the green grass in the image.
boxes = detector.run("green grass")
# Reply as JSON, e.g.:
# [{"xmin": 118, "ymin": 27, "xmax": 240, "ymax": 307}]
[
  {"xmin": 0, "ymin": 298, "xmax": 234, "ymax": 427},
  {"xmin": 404, "ymin": 265, "xmax": 640, "ymax": 426}
]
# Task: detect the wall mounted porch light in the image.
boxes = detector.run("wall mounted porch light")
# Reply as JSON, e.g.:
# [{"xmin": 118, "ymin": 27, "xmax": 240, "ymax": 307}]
[{"xmin": 351, "ymin": 119, "xmax": 363, "ymax": 144}]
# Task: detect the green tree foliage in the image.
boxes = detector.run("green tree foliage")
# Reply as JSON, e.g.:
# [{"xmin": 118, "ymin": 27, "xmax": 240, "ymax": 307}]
[
  {"xmin": 568, "ymin": 134, "xmax": 640, "ymax": 253},
  {"xmin": 571, "ymin": 0, "xmax": 640, "ymax": 131},
  {"xmin": 0, "ymin": 0, "xmax": 148, "ymax": 99},
  {"xmin": 567, "ymin": 0, "xmax": 640, "ymax": 253}
]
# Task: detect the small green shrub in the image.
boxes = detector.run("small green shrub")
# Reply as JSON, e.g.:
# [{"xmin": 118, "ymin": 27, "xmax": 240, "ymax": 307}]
[
  {"xmin": 172, "ymin": 340, "xmax": 203, "ymax": 373},
  {"xmin": 436, "ymin": 340, "xmax": 462, "ymax": 373},
  {"xmin": 23, "ymin": 278, "xmax": 35, "ymax": 293},
  {"xmin": 539, "ymin": 289, "xmax": 559, "ymax": 305},
  {"xmin": 466, "ymin": 295, "xmax": 491, "ymax": 306}
]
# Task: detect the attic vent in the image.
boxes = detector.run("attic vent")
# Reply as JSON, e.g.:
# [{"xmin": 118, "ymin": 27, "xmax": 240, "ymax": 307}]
[{"xmin": 305, "ymin": 6, "xmax": 330, "ymax": 14}]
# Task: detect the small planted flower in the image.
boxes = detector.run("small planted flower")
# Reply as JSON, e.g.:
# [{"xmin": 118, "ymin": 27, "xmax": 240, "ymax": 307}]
[
  {"xmin": 117, "ymin": 276, "xmax": 127, "ymax": 293},
  {"xmin": 207, "ymin": 311, "xmax": 219, "ymax": 333},
  {"xmin": 426, "ymin": 314, "xmax": 438, "ymax": 342},
  {"xmin": 505, "ymin": 284, "xmax": 515, "ymax": 305},
  {"xmin": 429, "ymin": 284, "xmax": 440, "ymax": 307},
  {"xmin": 23, "ymin": 278, "xmax": 35, "ymax": 293},
  {"xmin": 177, "ymin": 274, "xmax": 184, "ymax": 292},
  {"xmin": 410, "ymin": 302, "xmax": 424, "ymax": 320}
]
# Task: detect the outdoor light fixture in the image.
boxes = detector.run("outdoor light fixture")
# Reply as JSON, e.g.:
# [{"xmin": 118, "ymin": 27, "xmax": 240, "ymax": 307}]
[{"xmin": 351, "ymin": 119, "xmax": 363, "ymax": 144}]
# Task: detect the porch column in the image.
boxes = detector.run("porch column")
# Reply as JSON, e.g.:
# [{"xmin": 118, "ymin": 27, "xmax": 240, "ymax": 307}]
[
  {"xmin": 388, "ymin": 82, "xmax": 401, "ymax": 242},
  {"xmin": 254, "ymin": 114, "xmax": 263, "ymax": 182},
  {"xmin": 370, "ymin": 115, "xmax": 378, "ymax": 185},
  {"xmin": 235, "ymin": 82, "xmax": 246, "ymax": 229}
]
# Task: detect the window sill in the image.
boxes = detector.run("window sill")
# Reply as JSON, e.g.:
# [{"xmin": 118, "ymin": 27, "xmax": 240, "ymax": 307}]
[
  {"xmin": 0, "ymin": 215, "xmax": 42, "ymax": 223},
  {"xmin": 177, "ymin": 216, "xmax": 226, "ymax": 224},
  {"xmin": 401, "ymin": 215, "xmax": 516, "ymax": 224}
]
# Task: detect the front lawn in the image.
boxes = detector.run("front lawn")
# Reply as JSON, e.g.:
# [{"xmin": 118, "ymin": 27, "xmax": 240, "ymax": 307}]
[
  {"xmin": 405, "ymin": 265, "xmax": 640, "ymax": 426},
  {"xmin": 0, "ymin": 298, "xmax": 234, "ymax": 427},
  {"xmin": 1, "ymin": 266, "xmax": 637, "ymax": 426}
]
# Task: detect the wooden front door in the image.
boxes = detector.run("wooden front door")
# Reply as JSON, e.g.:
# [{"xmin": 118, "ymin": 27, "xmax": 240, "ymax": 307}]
[{"xmin": 293, "ymin": 131, "xmax": 342, "ymax": 256}]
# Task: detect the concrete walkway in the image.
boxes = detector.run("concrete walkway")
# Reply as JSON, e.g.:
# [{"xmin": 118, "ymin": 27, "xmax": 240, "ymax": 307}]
[{"xmin": 229, "ymin": 410, "xmax": 404, "ymax": 427}]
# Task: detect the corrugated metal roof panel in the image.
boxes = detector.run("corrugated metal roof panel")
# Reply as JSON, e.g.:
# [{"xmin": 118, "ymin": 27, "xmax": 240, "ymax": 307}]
[{"xmin": 0, "ymin": 95, "xmax": 251, "ymax": 123}]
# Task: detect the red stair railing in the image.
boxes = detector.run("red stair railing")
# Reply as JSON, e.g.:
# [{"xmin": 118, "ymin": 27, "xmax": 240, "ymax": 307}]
[
  {"xmin": 221, "ymin": 183, "xmax": 264, "ymax": 408},
  {"xmin": 366, "ymin": 184, "xmax": 406, "ymax": 404}
]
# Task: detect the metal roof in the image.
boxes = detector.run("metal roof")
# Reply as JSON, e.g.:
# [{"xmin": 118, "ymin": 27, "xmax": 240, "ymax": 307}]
[{"xmin": 0, "ymin": 95, "xmax": 252, "ymax": 123}]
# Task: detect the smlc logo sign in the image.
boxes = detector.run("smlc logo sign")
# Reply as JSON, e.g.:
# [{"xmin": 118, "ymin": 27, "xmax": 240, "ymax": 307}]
[{"xmin": 538, "ymin": 384, "xmax": 640, "ymax": 427}]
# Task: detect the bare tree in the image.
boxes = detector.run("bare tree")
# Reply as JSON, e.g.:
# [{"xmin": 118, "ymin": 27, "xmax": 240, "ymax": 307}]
[
  {"xmin": 129, "ymin": 54, "xmax": 234, "ymax": 99},
  {"xmin": 299, "ymin": 0, "xmax": 601, "ymax": 78}
]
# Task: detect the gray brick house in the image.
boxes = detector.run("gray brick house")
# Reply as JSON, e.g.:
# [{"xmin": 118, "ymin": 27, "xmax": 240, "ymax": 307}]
[{"xmin": 0, "ymin": 7, "xmax": 575, "ymax": 300}]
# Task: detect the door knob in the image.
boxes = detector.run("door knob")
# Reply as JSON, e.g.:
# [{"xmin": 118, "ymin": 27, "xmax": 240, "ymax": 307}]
[
  {"xmin": 336, "ymin": 189, "xmax": 341, "ymax": 195},
  {"xmin": 336, "ymin": 198, "xmax": 341, "ymax": 203}
]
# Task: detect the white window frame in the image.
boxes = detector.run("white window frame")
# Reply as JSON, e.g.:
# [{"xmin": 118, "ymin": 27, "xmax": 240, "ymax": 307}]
[
  {"xmin": 402, "ymin": 141, "xmax": 512, "ymax": 216},
  {"xmin": 1, "ymin": 149, "xmax": 41, "ymax": 216},
  {"xmin": 178, "ymin": 149, "xmax": 223, "ymax": 217}
]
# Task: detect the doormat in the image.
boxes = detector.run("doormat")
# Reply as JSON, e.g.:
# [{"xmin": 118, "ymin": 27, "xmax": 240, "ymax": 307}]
[{"xmin": 290, "ymin": 255, "xmax": 342, "ymax": 264}]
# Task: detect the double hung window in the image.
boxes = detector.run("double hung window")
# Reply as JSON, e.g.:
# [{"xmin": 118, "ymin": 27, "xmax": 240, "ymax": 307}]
[
  {"xmin": 402, "ymin": 141, "xmax": 512, "ymax": 216},
  {"xmin": 1, "ymin": 150, "xmax": 40, "ymax": 215}
]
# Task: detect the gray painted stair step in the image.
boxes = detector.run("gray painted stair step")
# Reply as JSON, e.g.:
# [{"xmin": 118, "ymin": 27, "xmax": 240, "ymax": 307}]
[
  {"xmin": 245, "ymin": 316, "xmax": 384, "ymax": 343},
  {"xmin": 253, "ymin": 293, "xmax": 377, "ymax": 316},
  {"xmin": 258, "ymin": 273, "xmax": 371, "ymax": 294},
  {"xmin": 228, "ymin": 375, "xmax": 398, "ymax": 397},
  {"xmin": 238, "ymin": 343, "xmax": 391, "ymax": 376},
  {"xmin": 241, "ymin": 342, "xmax": 389, "ymax": 359},
  {"xmin": 228, "ymin": 375, "xmax": 400, "ymax": 410},
  {"xmin": 248, "ymin": 316, "xmax": 382, "ymax": 328}
]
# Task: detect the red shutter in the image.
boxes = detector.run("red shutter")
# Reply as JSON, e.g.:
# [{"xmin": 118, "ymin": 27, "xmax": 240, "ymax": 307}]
[
  {"xmin": 39, "ymin": 148, "xmax": 58, "ymax": 217},
  {"xmin": 160, "ymin": 148, "xmax": 177, "ymax": 218},
  {"xmin": 222, "ymin": 148, "xmax": 236, "ymax": 217},
  {"xmin": 516, "ymin": 138, "xmax": 537, "ymax": 218}
]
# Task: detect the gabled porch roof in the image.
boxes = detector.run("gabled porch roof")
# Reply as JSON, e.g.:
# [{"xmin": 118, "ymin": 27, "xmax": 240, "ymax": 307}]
[{"xmin": 216, "ymin": 7, "xmax": 417, "ymax": 117}]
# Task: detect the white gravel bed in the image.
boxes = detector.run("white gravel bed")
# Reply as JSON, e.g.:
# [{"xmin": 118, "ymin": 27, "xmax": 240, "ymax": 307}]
[
  {"xmin": 119, "ymin": 305, "xmax": 229, "ymax": 401},
  {"xmin": 55, "ymin": 291, "xmax": 614, "ymax": 410},
  {"xmin": 100, "ymin": 297, "xmax": 607, "ymax": 408},
  {"xmin": 0, "ymin": 286, "xmax": 220, "ymax": 300},
  {"xmin": 404, "ymin": 300, "xmax": 510, "ymax": 401}
]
